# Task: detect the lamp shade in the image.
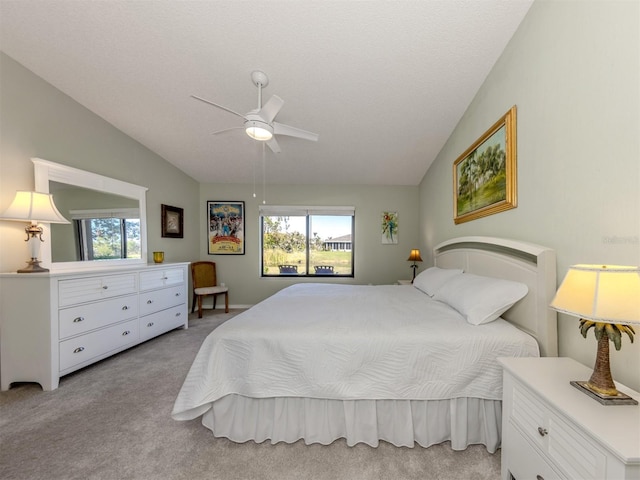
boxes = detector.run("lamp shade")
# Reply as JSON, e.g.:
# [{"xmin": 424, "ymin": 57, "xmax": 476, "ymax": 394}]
[
  {"xmin": 550, "ymin": 264, "xmax": 640, "ymax": 325},
  {"xmin": 407, "ymin": 249, "xmax": 423, "ymax": 262},
  {"xmin": 0, "ymin": 191, "xmax": 69, "ymax": 224}
]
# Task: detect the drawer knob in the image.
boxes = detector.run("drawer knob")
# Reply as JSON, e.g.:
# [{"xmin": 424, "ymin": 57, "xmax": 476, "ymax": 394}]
[
  {"xmin": 536, "ymin": 476, "xmax": 545, "ymax": 480},
  {"xmin": 122, "ymin": 305, "xmax": 129, "ymax": 310},
  {"xmin": 163, "ymin": 276, "xmax": 168, "ymax": 280},
  {"xmin": 122, "ymin": 330, "xmax": 131, "ymax": 336},
  {"xmin": 175, "ymin": 293, "xmax": 180, "ymax": 297},
  {"xmin": 147, "ymin": 322, "xmax": 154, "ymax": 327},
  {"xmin": 102, "ymin": 285, "xmax": 108, "ymax": 290},
  {"xmin": 147, "ymin": 300, "xmax": 153, "ymax": 304},
  {"xmin": 73, "ymin": 316, "xmax": 85, "ymax": 323},
  {"xmin": 537, "ymin": 427, "xmax": 548, "ymax": 437},
  {"xmin": 175, "ymin": 312, "xmax": 181, "ymax": 317},
  {"xmin": 73, "ymin": 347, "xmax": 85, "ymax": 353}
]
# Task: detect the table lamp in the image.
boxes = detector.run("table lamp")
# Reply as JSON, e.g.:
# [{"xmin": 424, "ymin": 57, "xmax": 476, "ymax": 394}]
[
  {"xmin": 550, "ymin": 264, "xmax": 639, "ymax": 405},
  {"xmin": 407, "ymin": 249, "xmax": 423, "ymax": 282},
  {"xmin": 0, "ymin": 191, "xmax": 70, "ymax": 273}
]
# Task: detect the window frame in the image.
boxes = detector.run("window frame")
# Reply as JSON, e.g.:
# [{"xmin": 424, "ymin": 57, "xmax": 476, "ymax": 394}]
[{"xmin": 259, "ymin": 205, "xmax": 355, "ymax": 278}]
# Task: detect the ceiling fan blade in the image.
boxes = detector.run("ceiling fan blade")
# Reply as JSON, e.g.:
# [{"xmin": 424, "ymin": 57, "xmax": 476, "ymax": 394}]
[
  {"xmin": 191, "ymin": 95, "xmax": 246, "ymax": 119},
  {"xmin": 211, "ymin": 127, "xmax": 244, "ymax": 135},
  {"xmin": 273, "ymin": 122, "xmax": 319, "ymax": 142},
  {"xmin": 266, "ymin": 137, "xmax": 281, "ymax": 154},
  {"xmin": 258, "ymin": 95, "xmax": 284, "ymax": 123}
]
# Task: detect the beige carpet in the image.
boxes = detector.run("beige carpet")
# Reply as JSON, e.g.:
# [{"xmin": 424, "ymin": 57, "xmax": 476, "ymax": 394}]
[{"xmin": 0, "ymin": 308, "xmax": 501, "ymax": 480}]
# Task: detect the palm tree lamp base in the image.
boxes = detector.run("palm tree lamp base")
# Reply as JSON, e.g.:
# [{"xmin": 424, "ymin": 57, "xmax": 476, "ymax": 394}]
[
  {"xmin": 571, "ymin": 334, "xmax": 637, "ymax": 405},
  {"xmin": 570, "ymin": 381, "xmax": 637, "ymax": 406}
]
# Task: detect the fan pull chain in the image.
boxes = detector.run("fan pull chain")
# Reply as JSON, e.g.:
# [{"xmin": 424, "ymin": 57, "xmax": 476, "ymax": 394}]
[
  {"xmin": 262, "ymin": 142, "xmax": 266, "ymax": 204},
  {"xmin": 252, "ymin": 146, "xmax": 257, "ymax": 198}
]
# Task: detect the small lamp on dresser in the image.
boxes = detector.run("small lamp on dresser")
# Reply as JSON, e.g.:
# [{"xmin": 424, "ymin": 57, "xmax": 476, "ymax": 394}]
[
  {"xmin": 550, "ymin": 264, "xmax": 640, "ymax": 405},
  {"xmin": 0, "ymin": 191, "xmax": 69, "ymax": 273},
  {"xmin": 407, "ymin": 249, "xmax": 423, "ymax": 282}
]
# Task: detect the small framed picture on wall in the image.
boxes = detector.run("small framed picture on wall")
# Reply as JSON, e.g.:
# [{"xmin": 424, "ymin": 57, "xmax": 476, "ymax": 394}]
[{"xmin": 161, "ymin": 204, "xmax": 184, "ymax": 238}]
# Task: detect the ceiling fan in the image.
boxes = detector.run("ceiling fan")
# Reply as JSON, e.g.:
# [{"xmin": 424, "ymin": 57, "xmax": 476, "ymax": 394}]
[{"xmin": 192, "ymin": 70, "xmax": 319, "ymax": 153}]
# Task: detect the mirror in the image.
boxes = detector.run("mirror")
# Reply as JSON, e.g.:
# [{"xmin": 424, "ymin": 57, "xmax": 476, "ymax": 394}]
[{"xmin": 34, "ymin": 158, "xmax": 148, "ymax": 271}]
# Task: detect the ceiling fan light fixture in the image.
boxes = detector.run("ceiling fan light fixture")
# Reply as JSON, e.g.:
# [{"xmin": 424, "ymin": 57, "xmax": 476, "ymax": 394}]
[{"xmin": 245, "ymin": 120, "xmax": 273, "ymax": 141}]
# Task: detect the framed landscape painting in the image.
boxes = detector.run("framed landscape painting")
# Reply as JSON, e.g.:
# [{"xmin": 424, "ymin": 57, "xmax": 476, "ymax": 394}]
[
  {"xmin": 207, "ymin": 201, "xmax": 245, "ymax": 254},
  {"xmin": 453, "ymin": 106, "xmax": 517, "ymax": 224}
]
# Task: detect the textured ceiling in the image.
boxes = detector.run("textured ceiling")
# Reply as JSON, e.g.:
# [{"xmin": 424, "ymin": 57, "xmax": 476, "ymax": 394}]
[{"xmin": 0, "ymin": 0, "xmax": 533, "ymax": 186}]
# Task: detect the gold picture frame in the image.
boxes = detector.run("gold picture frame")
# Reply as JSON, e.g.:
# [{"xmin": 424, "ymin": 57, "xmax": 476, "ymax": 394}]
[{"xmin": 453, "ymin": 106, "xmax": 517, "ymax": 224}]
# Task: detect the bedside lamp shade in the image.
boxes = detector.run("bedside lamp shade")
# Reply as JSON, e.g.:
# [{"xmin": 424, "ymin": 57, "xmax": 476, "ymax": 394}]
[
  {"xmin": 0, "ymin": 191, "xmax": 69, "ymax": 273},
  {"xmin": 550, "ymin": 264, "xmax": 640, "ymax": 405},
  {"xmin": 551, "ymin": 265, "xmax": 640, "ymax": 324},
  {"xmin": 407, "ymin": 249, "xmax": 423, "ymax": 282}
]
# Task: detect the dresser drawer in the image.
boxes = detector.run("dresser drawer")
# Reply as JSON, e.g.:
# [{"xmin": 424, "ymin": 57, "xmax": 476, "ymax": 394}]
[
  {"xmin": 59, "ymin": 319, "xmax": 139, "ymax": 372},
  {"xmin": 548, "ymin": 411, "xmax": 606, "ymax": 480},
  {"xmin": 505, "ymin": 420, "xmax": 564, "ymax": 480},
  {"xmin": 139, "ymin": 304, "xmax": 187, "ymax": 342},
  {"xmin": 139, "ymin": 267, "xmax": 184, "ymax": 291},
  {"xmin": 509, "ymin": 375, "xmax": 607, "ymax": 480},
  {"xmin": 59, "ymin": 294, "xmax": 138, "ymax": 339},
  {"xmin": 58, "ymin": 273, "xmax": 137, "ymax": 307},
  {"xmin": 139, "ymin": 285, "xmax": 185, "ymax": 316}
]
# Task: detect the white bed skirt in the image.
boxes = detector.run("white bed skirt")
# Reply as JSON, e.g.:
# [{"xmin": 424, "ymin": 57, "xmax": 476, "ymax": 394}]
[{"xmin": 201, "ymin": 394, "xmax": 502, "ymax": 453}]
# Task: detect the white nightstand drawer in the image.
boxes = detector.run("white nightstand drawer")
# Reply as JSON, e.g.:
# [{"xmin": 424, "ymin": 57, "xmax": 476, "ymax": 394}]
[
  {"xmin": 548, "ymin": 411, "xmax": 606, "ymax": 480},
  {"xmin": 59, "ymin": 318, "xmax": 139, "ymax": 372},
  {"xmin": 506, "ymin": 421, "xmax": 564, "ymax": 480},
  {"xmin": 59, "ymin": 294, "xmax": 138, "ymax": 339},
  {"xmin": 511, "ymin": 382, "xmax": 548, "ymax": 451}
]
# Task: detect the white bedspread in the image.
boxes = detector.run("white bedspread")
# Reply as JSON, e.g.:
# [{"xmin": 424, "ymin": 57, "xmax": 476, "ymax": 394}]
[{"xmin": 172, "ymin": 283, "xmax": 538, "ymax": 421}]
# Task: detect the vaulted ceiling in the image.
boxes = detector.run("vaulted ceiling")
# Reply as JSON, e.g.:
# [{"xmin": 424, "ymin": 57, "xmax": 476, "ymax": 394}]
[{"xmin": 0, "ymin": 0, "xmax": 533, "ymax": 186}]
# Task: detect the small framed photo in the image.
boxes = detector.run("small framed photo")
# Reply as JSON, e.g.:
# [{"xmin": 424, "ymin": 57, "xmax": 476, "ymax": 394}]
[
  {"xmin": 161, "ymin": 204, "xmax": 184, "ymax": 238},
  {"xmin": 207, "ymin": 201, "xmax": 245, "ymax": 254},
  {"xmin": 453, "ymin": 106, "xmax": 517, "ymax": 224}
]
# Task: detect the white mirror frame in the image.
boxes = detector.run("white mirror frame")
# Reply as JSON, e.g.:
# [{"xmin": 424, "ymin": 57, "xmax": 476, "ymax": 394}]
[{"xmin": 33, "ymin": 158, "xmax": 148, "ymax": 272}]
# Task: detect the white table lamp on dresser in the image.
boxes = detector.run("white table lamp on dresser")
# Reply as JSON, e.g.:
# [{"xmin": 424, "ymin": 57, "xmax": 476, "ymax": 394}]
[{"xmin": 0, "ymin": 191, "xmax": 70, "ymax": 273}]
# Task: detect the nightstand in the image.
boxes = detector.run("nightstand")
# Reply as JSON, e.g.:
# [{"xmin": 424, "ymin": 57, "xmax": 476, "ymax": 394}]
[
  {"xmin": 499, "ymin": 357, "xmax": 640, "ymax": 480},
  {"xmin": 397, "ymin": 279, "xmax": 412, "ymax": 285}
]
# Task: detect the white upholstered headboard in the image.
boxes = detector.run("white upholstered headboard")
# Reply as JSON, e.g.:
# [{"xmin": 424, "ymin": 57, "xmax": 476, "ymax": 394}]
[{"xmin": 434, "ymin": 236, "xmax": 557, "ymax": 357}]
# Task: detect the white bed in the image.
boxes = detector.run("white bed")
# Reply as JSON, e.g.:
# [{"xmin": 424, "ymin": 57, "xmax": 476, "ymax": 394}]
[{"xmin": 172, "ymin": 237, "xmax": 557, "ymax": 452}]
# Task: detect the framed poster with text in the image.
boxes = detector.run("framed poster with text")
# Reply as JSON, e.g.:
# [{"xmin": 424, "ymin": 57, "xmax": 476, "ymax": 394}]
[{"xmin": 207, "ymin": 201, "xmax": 245, "ymax": 255}]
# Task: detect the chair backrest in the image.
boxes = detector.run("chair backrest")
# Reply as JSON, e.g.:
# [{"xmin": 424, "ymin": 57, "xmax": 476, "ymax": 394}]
[
  {"xmin": 314, "ymin": 265, "xmax": 334, "ymax": 274},
  {"xmin": 278, "ymin": 265, "xmax": 298, "ymax": 274},
  {"xmin": 191, "ymin": 261, "xmax": 218, "ymax": 289}
]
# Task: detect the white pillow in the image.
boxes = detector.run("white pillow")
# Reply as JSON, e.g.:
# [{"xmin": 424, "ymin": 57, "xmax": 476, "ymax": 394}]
[
  {"xmin": 413, "ymin": 267, "xmax": 464, "ymax": 297},
  {"xmin": 433, "ymin": 273, "xmax": 528, "ymax": 325}
]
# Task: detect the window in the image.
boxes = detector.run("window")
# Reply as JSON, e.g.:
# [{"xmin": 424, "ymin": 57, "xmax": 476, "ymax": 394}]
[
  {"xmin": 260, "ymin": 206, "xmax": 354, "ymax": 277},
  {"xmin": 71, "ymin": 208, "xmax": 141, "ymax": 260}
]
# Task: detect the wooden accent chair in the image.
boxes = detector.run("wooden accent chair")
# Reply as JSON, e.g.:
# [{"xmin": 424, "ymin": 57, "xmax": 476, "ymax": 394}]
[{"xmin": 190, "ymin": 261, "xmax": 229, "ymax": 318}]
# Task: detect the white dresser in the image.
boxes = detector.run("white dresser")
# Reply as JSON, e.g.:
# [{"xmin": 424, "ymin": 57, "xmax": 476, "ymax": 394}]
[
  {"xmin": 500, "ymin": 357, "xmax": 640, "ymax": 480},
  {"xmin": 0, "ymin": 263, "xmax": 189, "ymax": 391}
]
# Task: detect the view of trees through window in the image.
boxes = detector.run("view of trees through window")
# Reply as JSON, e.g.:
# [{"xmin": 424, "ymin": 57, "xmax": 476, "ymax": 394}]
[
  {"xmin": 261, "ymin": 214, "xmax": 353, "ymax": 276},
  {"xmin": 78, "ymin": 218, "xmax": 141, "ymax": 260}
]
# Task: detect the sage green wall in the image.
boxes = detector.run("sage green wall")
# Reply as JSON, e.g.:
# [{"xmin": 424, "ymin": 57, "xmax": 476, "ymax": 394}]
[
  {"xmin": 197, "ymin": 183, "xmax": 419, "ymax": 305},
  {"xmin": 0, "ymin": 52, "xmax": 200, "ymax": 273},
  {"xmin": 418, "ymin": 1, "xmax": 640, "ymax": 390}
]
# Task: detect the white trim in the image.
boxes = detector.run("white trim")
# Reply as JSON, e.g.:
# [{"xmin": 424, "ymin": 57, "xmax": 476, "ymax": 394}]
[
  {"xmin": 259, "ymin": 205, "xmax": 355, "ymax": 216},
  {"xmin": 32, "ymin": 158, "xmax": 148, "ymax": 272}
]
